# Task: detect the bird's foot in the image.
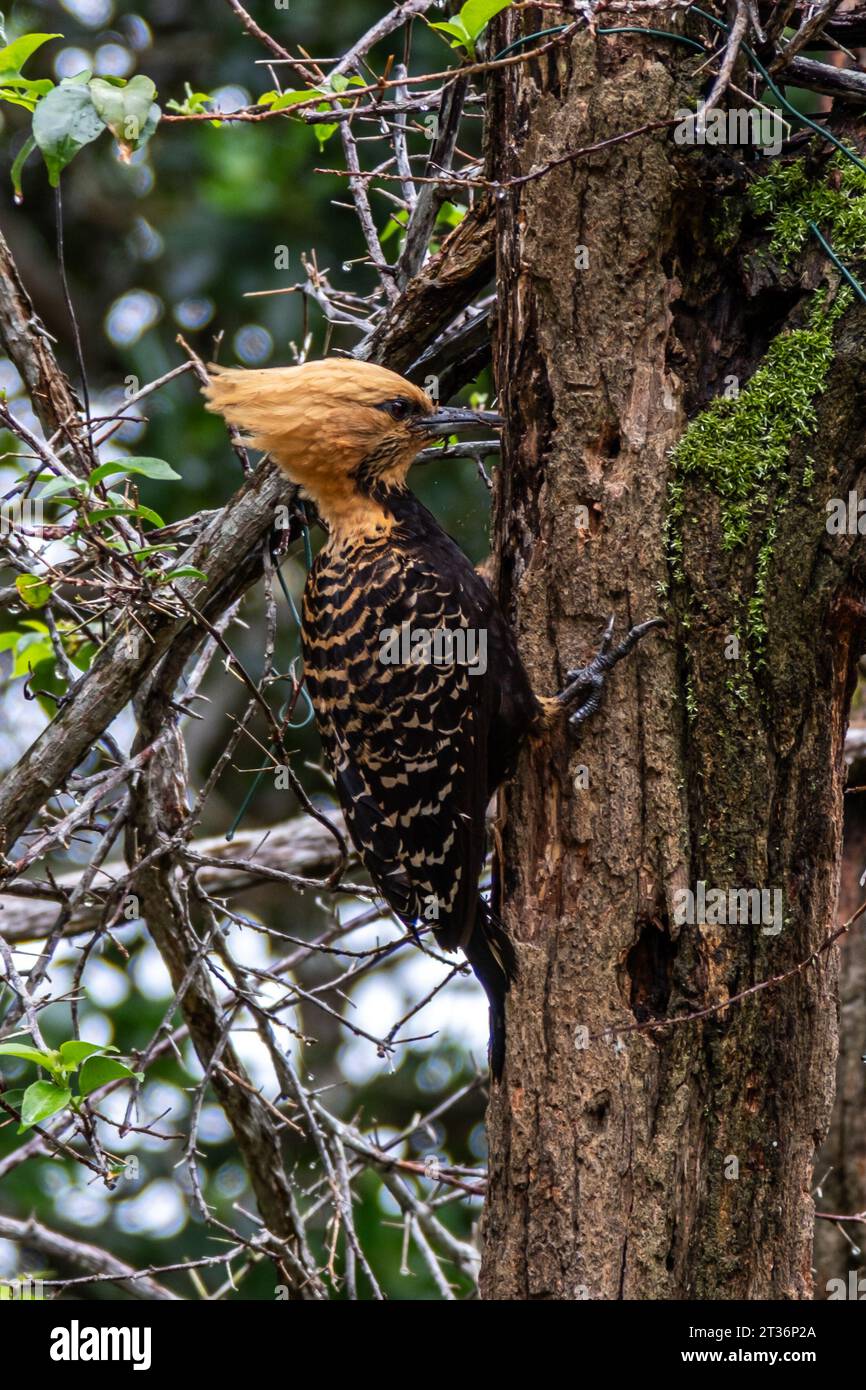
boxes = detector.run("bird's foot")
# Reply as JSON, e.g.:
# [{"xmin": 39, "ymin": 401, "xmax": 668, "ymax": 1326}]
[{"xmin": 557, "ymin": 615, "xmax": 665, "ymax": 735}]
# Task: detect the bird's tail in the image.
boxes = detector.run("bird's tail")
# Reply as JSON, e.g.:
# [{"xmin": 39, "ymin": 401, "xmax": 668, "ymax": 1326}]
[{"xmin": 463, "ymin": 900, "xmax": 517, "ymax": 1083}]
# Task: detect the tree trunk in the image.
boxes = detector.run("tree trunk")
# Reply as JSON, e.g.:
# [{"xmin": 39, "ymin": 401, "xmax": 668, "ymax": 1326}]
[
  {"xmin": 814, "ymin": 738, "xmax": 866, "ymax": 1294},
  {"xmin": 482, "ymin": 18, "xmax": 866, "ymax": 1301}
]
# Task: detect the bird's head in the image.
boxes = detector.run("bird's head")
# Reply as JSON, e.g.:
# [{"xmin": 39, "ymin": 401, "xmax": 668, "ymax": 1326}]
[{"xmin": 204, "ymin": 358, "xmax": 501, "ymax": 536}]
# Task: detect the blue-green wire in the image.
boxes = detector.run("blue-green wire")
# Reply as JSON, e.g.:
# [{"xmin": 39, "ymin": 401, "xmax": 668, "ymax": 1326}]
[
  {"xmin": 808, "ymin": 219, "xmax": 866, "ymax": 303},
  {"xmin": 496, "ymin": 11, "xmax": 866, "ymax": 300},
  {"xmin": 493, "ymin": 25, "xmax": 568, "ymax": 60},
  {"xmin": 598, "ymin": 26, "xmax": 707, "ymax": 54},
  {"xmin": 276, "ymin": 550, "xmax": 303, "ymax": 627},
  {"xmin": 299, "ymin": 504, "xmax": 314, "ymax": 568},
  {"xmin": 687, "ymin": 5, "xmax": 866, "ymax": 298},
  {"xmin": 494, "ymin": 24, "xmax": 706, "ymax": 61},
  {"xmin": 499, "ymin": 10, "xmax": 866, "ymax": 176},
  {"xmin": 273, "ymin": 513, "xmax": 315, "ymax": 732},
  {"xmin": 275, "ymin": 561, "xmax": 316, "ymax": 730},
  {"xmin": 225, "ymin": 764, "xmax": 271, "ymax": 842},
  {"xmin": 688, "ymin": 5, "xmax": 866, "ymax": 176}
]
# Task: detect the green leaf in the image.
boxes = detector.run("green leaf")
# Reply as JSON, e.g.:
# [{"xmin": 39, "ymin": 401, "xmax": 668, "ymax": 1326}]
[
  {"xmin": 1, "ymin": 76, "xmax": 54, "ymax": 94},
  {"xmin": 14, "ymin": 573, "xmax": 51, "ymax": 608},
  {"xmin": 10, "ymin": 133, "xmax": 36, "ymax": 199},
  {"xmin": 312, "ymin": 100, "xmax": 338, "ymax": 146},
  {"xmin": 28, "ymin": 655, "xmax": 64, "ymax": 711},
  {"xmin": 436, "ymin": 200, "xmax": 466, "ymax": 229},
  {"xmin": 78, "ymin": 1055, "xmax": 141, "ymax": 1095},
  {"xmin": 79, "ymin": 504, "xmax": 165, "ymax": 527},
  {"xmin": 11, "ymin": 639, "xmax": 52, "ymax": 679},
  {"xmin": 0, "ymin": 1089, "xmax": 25, "ymax": 1110},
  {"xmin": 126, "ymin": 543, "xmax": 177, "ymax": 558},
  {"xmin": 429, "ymin": 19, "xmax": 473, "ymax": 46},
  {"xmin": 69, "ymin": 639, "xmax": 96, "ymax": 673},
  {"xmin": 0, "ymin": 32, "xmax": 62, "ymax": 76},
  {"xmin": 19, "ymin": 1081, "xmax": 71, "ymax": 1130},
  {"xmin": 89, "ymin": 75, "xmax": 159, "ymax": 159},
  {"xmin": 38, "ymin": 474, "xmax": 81, "ymax": 501},
  {"xmin": 163, "ymin": 566, "xmax": 207, "ymax": 582},
  {"xmin": 77, "ymin": 505, "xmax": 133, "ymax": 524},
  {"xmin": 461, "ymin": 0, "xmax": 512, "ymax": 41},
  {"xmin": 0, "ymin": 77, "xmax": 53, "ymax": 112},
  {"xmin": 258, "ymin": 89, "xmax": 311, "ymax": 113},
  {"xmin": 165, "ymin": 83, "xmax": 212, "ymax": 117},
  {"xmin": 133, "ymin": 504, "xmax": 165, "ymax": 527},
  {"xmin": 58, "ymin": 1040, "xmax": 112, "ymax": 1067},
  {"xmin": 0, "ymin": 1043, "xmax": 56, "ymax": 1068},
  {"xmin": 88, "ymin": 456, "xmax": 180, "ymax": 486},
  {"xmin": 32, "ymin": 79, "xmax": 104, "ymax": 186}
]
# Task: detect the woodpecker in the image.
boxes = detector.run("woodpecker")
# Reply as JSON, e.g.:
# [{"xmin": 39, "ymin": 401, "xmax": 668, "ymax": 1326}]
[{"xmin": 205, "ymin": 359, "xmax": 660, "ymax": 1079}]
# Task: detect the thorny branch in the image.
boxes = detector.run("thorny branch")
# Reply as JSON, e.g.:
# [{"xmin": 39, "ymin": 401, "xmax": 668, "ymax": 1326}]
[{"xmin": 2, "ymin": 0, "xmax": 865, "ymax": 1300}]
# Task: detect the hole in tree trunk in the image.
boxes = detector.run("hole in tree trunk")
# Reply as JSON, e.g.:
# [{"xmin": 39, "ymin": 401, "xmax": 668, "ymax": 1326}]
[{"xmin": 625, "ymin": 914, "xmax": 676, "ymax": 1023}]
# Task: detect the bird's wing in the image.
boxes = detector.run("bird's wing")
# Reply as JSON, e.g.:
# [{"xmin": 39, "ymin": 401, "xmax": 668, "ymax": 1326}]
[{"xmin": 302, "ymin": 539, "xmax": 494, "ymax": 951}]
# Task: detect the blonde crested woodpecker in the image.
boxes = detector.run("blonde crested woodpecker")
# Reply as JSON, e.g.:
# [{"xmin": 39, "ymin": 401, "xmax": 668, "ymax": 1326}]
[{"xmin": 205, "ymin": 359, "xmax": 660, "ymax": 1079}]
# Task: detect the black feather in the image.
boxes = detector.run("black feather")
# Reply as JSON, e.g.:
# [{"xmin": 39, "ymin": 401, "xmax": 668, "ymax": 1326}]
[
  {"xmin": 301, "ymin": 484, "xmax": 536, "ymax": 1075},
  {"xmin": 464, "ymin": 899, "xmax": 517, "ymax": 1081}
]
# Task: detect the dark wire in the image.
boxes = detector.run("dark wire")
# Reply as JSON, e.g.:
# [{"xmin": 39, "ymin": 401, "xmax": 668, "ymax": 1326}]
[
  {"xmin": 597, "ymin": 26, "xmax": 706, "ymax": 54},
  {"xmin": 808, "ymin": 220, "xmax": 866, "ymax": 305},
  {"xmin": 688, "ymin": 4, "xmax": 866, "ymax": 176},
  {"xmin": 492, "ymin": 25, "xmax": 569, "ymax": 60}
]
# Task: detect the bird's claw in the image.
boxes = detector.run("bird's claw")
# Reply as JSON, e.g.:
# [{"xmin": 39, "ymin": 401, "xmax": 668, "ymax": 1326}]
[{"xmin": 558, "ymin": 615, "xmax": 665, "ymax": 735}]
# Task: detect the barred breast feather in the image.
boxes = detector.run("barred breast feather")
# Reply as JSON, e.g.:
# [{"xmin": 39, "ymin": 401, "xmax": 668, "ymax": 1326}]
[{"xmin": 300, "ymin": 487, "xmax": 538, "ymax": 954}]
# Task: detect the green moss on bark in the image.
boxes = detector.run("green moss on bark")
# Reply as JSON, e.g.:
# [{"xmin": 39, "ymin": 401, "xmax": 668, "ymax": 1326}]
[
  {"xmin": 668, "ymin": 289, "xmax": 846, "ymax": 567},
  {"xmin": 666, "ymin": 154, "xmax": 864, "ymax": 677},
  {"xmin": 748, "ymin": 153, "xmax": 866, "ymax": 268}
]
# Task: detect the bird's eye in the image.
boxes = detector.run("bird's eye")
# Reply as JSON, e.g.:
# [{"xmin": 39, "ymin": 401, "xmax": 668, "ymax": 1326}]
[{"xmin": 385, "ymin": 398, "xmax": 412, "ymax": 421}]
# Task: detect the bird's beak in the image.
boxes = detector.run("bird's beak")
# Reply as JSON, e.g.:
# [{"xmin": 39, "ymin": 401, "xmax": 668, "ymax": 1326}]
[{"xmin": 412, "ymin": 405, "xmax": 504, "ymax": 438}]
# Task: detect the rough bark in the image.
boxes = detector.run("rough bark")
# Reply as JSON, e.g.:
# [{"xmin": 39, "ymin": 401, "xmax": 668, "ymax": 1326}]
[
  {"xmin": 813, "ymin": 740, "xmax": 866, "ymax": 1294},
  {"xmin": 482, "ymin": 22, "xmax": 866, "ymax": 1300},
  {"xmin": 0, "ymin": 225, "xmax": 91, "ymax": 469}
]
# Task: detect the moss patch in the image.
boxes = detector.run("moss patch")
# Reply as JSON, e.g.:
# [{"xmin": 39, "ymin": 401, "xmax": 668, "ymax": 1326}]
[
  {"xmin": 747, "ymin": 153, "xmax": 866, "ymax": 268},
  {"xmin": 668, "ymin": 288, "xmax": 846, "ymax": 567},
  {"xmin": 666, "ymin": 154, "xmax": 864, "ymax": 676}
]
